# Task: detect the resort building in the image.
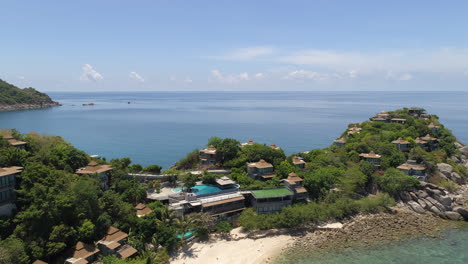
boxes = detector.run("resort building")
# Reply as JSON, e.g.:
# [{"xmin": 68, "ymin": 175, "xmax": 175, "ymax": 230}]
[
  {"xmin": 241, "ymin": 139, "xmax": 255, "ymax": 147},
  {"xmin": 247, "ymin": 159, "xmax": 275, "ymax": 180},
  {"xmin": 283, "ymin": 172, "xmax": 308, "ymax": 201},
  {"xmin": 347, "ymin": 126, "xmax": 362, "ymax": 136},
  {"xmin": 334, "ymin": 137, "xmax": 347, "ymax": 147},
  {"xmin": 199, "ymin": 192, "xmax": 245, "ymax": 217},
  {"xmin": 135, "ymin": 203, "xmax": 153, "ymax": 217},
  {"xmin": 76, "ymin": 161, "xmax": 113, "ymax": 189},
  {"xmin": 32, "ymin": 260, "xmax": 48, "ymax": 264},
  {"xmin": 408, "ymin": 107, "xmax": 425, "ymax": 117},
  {"xmin": 397, "ymin": 160, "xmax": 427, "ymax": 181},
  {"xmin": 370, "ymin": 111, "xmax": 391, "ymax": 122},
  {"xmin": 199, "ymin": 145, "xmax": 218, "ymax": 166},
  {"xmin": 359, "ymin": 152, "xmax": 381, "ymax": 168},
  {"xmin": 428, "ymin": 123, "xmax": 441, "ymax": 133},
  {"xmin": 292, "ymin": 156, "xmax": 306, "ymax": 169},
  {"xmin": 250, "ymin": 188, "xmax": 293, "ymax": 213},
  {"xmin": 97, "ymin": 226, "xmax": 137, "ymax": 259},
  {"xmin": 390, "ymin": 118, "xmax": 407, "ymax": 124},
  {"xmin": 392, "ymin": 137, "xmax": 411, "ymax": 152},
  {"xmin": 0, "ymin": 166, "xmax": 22, "ymax": 216},
  {"xmin": 216, "ymin": 176, "xmax": 236, "ymax": 186},
  {"xmin": 0, "ymin": 133, "xmax": 27, "ymax": 149},
  {"xmin": 65, "ymin": 242, "xmax": 100, "ymax": 264},
  {"xmin": 270, "ymin": 144, "xmax": 281, "ymax": 150},
  {"xmin": 415, "ymin": 134, "xmax": 439, "ymax": 151}
]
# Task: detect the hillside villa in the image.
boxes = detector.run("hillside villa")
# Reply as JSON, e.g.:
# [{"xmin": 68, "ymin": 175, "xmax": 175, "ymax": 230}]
[
  {"xmin": 416, "ymin": 134, "xmax": 439, "ymax": 151},
  {"xmin": 397, "ymin": 160, "xmax": 427, "ymax": 181},
  {"xmin": 97, "ymin": 226, "xmax": 137, "ymax": 259},
  {"xmin": 270, "ymin": 143, "xmax": 281, "ymax": 150},
  {"xmin": 292, "ymin": 156, "xmax": 306, "ymax": 169},
  {"xmin": 0, "ymin": 133, "xmax": 27, "ymax": 149},
  {"xmin": 240, "ymin": 139, "xmax": 255, "ymax": 147},
  {"xmin": 359, "ymin": 151, "xmax": 381, "ymax": 169},
  {"xmin": 0, "ymin": 166, "xmax": 22, "ymax": 216},
  {"xmin": 347, "ymin": 126, "xmax": 362, "ymax": 136},
  {"xmin": 392, "ymin": 137, "xmax": 411, "ymax": 152},
  {"xmin": 135, "ymin": 203, "xmax": 153, "ymax": 217},
  {"xmin": 76, "ymin": 161, "xmax": 113, "ymax": 189},
  {"xmin": 65, "ymin": 242, "xmax": 99, "ymax": 264},
  {"xmin": 428, "ymin": 122, "xmax": 441, "ymax": 133},
  {"xmin": 283, "ymin": 172, "xmax": 308, "ymax": 201},
  {"xmin": 199, "ymin": 145, "xmax": 218, "ymax": 166},
  {"xmin": 247, "ymin": 159, "xmax": 275, "ymax": 180},
  {"xmin": 250, "ymin": 188, "xmax": 293, "ymax": 213},
  {"xmin": 334, "ymin": 137, "xmax": 347, "ymax": 146}
]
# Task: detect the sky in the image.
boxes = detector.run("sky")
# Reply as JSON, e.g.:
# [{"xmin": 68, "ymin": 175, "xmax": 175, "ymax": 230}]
[{"xmin": 1, "ymin": 0, "xmax": 468, "ymax": 91}]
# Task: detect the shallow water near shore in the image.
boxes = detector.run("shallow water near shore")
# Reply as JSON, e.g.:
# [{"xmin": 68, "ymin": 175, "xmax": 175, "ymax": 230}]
[{"xmin": 277, "ymin": 227, "xmax": 468, "ymax": 264}]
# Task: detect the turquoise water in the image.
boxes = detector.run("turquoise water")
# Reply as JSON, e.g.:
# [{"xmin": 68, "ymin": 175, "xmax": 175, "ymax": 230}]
[
  {"xmin": 279, "ymin": 228, "xmax": 468, "ymax": 264},
  {"xmin": 172, "ymin": 184, "xmax": 237, "ymax": 196},
  {"xmin": 0, "ymin": 92, "xmax": 467, "ymax": 169}
]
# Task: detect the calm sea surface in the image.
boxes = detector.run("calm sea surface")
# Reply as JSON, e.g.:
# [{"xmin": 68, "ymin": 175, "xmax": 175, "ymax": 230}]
[
  {"xmin": 1, "ymin": 91, "xmax": 468, "ymax": 262},
  {"xmin": 0, "ymin": 91, "xmax": 467, "ymax": 169}
]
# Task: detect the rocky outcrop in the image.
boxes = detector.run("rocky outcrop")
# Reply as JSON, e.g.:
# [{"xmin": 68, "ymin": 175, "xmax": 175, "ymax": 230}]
[
  {"xmin": 400, "ymin": 182, "xmax": 468, "ymax": 221},
  {"xmin": 0, "ymin": 102, "xmax": 61, "ymax": 111},
  {"xmin": 437, "ymin": 163, "xmax": 453, "ymax": 177},
  {"xmin": 460, "ymin": 146, "xmax": 468, "ymax": 156}
]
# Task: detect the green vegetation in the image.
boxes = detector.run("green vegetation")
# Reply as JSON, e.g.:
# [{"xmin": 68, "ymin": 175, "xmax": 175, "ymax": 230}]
[{"xmin": 0, "ymin": 79, "xmax": 57, "ymax": 106}]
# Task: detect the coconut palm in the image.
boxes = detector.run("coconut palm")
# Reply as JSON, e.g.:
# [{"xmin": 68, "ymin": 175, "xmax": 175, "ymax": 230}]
[{"xmin": 173, "ymin": 215, "xmax": 196, "ymax": 243}]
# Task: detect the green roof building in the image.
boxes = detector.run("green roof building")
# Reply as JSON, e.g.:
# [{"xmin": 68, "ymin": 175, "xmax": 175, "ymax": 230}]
[{"xmin": 250, "ymin": 188, "xmax": 293, "ymax": 214}]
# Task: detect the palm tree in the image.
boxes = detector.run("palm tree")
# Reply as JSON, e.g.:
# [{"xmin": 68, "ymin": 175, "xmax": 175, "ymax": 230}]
[
  {"xmin": 156, "ymin": 206, "xmax": 176, "ymax": 226},
  {"xmin": 173, "ymin": 215, "xmax": 196, "ymax": 243}
]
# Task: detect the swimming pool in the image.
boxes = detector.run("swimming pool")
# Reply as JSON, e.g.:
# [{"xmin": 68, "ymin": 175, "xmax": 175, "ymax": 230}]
[{"xmin": 172, "ymin": 184, "xmax": 239, "ymax": 196}]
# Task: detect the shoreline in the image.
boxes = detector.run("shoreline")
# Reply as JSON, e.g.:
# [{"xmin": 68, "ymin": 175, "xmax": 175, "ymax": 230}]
[
  {"xmin": 0, "ymin": 102, "xmax": 61, "ymax": 112},
  {"xmin": 171, "ymin": 208, "xmax": 458, "ymax": 264}
]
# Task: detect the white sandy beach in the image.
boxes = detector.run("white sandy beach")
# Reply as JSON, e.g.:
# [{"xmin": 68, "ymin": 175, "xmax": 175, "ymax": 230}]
[{"xmin": 171, "ymin": 228, "xmax": 294, "ymax": 264}]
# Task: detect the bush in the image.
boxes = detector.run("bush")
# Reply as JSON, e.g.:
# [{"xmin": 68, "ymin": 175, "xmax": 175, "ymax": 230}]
[
  {"xmin": 215, "ymin": 221, "xmax": 232, "ymax": 233},
  {"xmin": 374, "ymin": 168, "xmax": 420, "ymax": 196},
  {"xmin": 143, "ymin": 164, "xmax": 162, "ymax": 174}
]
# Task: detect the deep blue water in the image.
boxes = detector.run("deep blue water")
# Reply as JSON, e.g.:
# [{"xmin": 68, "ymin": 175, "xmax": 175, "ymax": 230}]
[{"xmin": 0, "ymin": 91, "xmax": 467, "ymax": 169}]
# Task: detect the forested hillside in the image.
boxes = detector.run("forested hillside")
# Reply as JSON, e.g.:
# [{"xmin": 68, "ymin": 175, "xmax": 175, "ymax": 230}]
[{"xmin": 0, "ymin": 79, "xmax": 59, "ymax": 108}]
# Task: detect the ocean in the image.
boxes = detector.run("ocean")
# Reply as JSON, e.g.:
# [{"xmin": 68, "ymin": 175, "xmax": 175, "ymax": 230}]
[
  {"xmin": 0, "ymin": 91, "xmax": 467, "ymax": 169},
  {"xmin": 1, "ymin": 91, "xmax": 468, "ymax": 262}
]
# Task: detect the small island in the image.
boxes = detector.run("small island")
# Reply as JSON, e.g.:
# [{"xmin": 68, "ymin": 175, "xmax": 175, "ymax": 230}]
[{"xmin": 0, "ymin": 79, "xmax": 60, "ymax": 111}]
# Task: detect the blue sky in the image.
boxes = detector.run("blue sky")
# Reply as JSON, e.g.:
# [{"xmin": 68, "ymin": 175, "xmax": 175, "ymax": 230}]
[{"xmin": 1, "ymin": 0, "xmax": 468, "ymax": 91}]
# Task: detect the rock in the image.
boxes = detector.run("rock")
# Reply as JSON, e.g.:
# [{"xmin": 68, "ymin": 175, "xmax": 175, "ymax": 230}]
[
  {"xmin": 460, "ymin": 146, "xmax": 468, "ymax": 156},
  {"xmin": 429, "ymin": 205, "xmax": 442, "ymax": 215},
  {"xmin": 455, "ymin": 142, "xmax": 464, "ymax": 149},
  {"xmin": 425, "ymin": 197, "xmax": 446, "ymax": 212},
  {"xmin": 451, "ymin": 156, "xmax": 461, "ymax": 164},
  {"xmin": 464, "ymin": 161, "xmax": 468, "ymax": 169},
  {"xmin": 437, "ymin": 163, "xmax": 453, "ymax": 178},
  {"xmin": 399, "ymin": 192, "xmax": 412, "ymax": 202},
  {"xmin": 449, "ymin": 172, "xmax": 464, "ymax": 184},
  {"xmin": 417, "ymin": 199, "xmax": 429, "ymax": 209},
  {"xmin": 444, "ymin": 211, "xmax": 462, "ymax": 221},
  {"xmin": 426, "ymin": 188, "xmax": 446, "ymax": 197},
  {"xmin": 425, "ymin": 183, "xmax": 444, "ymax": 191},
  {"xmin": 409, "ymin": 192, "xmax": 419, "ymax": 202},
  {"xmin": 416, "ymin": 190, "xmax": 428, "ymax": 199},
  {"xmin": 407, "ymin": 201, "xmax": 426, "ymax": 214},
  {"xmin": 453, "ymin": 207, "xmax": 468, "ymax": 220}
]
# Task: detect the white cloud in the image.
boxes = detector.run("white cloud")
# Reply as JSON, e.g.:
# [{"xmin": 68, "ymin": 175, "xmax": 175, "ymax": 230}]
[
  {"xmin": 129, "ymin": 71, "xmax": 145, "ymax": 83},
  {"xmin": 185, "ymin": 77, "xmax": 193, "ymax": 83},
  {"xmin": 210, "ymin": 70, "xmax": 266, "ymax": 83},
  {"xmin": 80, "ymin": 64, "xmax": 103, "ymax": 82},
  {"xmin": 283, "ymin": 70, "xmax": 339, "ymax": 81},
  {"xmin": 211, "ymin": 46, "xmax": 274, "ymax": 60}
]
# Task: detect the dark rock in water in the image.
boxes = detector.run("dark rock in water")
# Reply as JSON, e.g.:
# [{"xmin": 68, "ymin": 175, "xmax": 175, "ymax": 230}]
[{"xmin": 444, "ymin": 211, "xmax": 462, "ymax": 221}]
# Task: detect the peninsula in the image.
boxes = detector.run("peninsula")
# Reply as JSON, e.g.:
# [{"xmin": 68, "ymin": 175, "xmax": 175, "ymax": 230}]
[
  {"xmin": 1, "ymin": 107, "xmax": 468, "ymax": 264},
  {"xmin": 0, "ymin": 79, "xmax": 60, "ymax": 111}
]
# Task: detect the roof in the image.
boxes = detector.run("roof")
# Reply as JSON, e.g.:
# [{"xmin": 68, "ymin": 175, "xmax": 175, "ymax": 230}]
[
  {"xmin": 200, "ymin": 145, "xmax": 217, "ymax": 154},
  {"xmin": 216, "ymin": 176, "xmax": 236, "ymax": 186},
  {"xmin": 295, "ymin": 187, "xmax": 308, "ymax": 193},
  {"xmin": 428, "ymin": 123, "xmax": 440, "ymax": 128},
  {"xmin": 241, "ymin": 139, "xmax": 255, "ymax": 146},
  {"xmin": 76, "ymin": 162, "xmax": 112, "ymax": 174},
  {"xmin": 270, "ymin": 144, "xmax": 280, "ymax": 150},
  {"xmin": 285, "ymin": 172, "xmax": 303, "ymax": 184},
  {"xmin": 359, "ymin": 151, "xmax": 381, "ymax": 159},
  {"xmin": 32, "ymin": 260, "xmax": 48, "ymax": 264},
  {"xmin": 421, "ymin": 134, "xmax": 438, "ymax": 141},
  {"xmin": 99, "ymin": 226, "xmax": 128, "ymax": 246},
  {"xmin": 397, "ymin": 162, "xmax": 426, "ymax": 171},
  {"xmin": 70, "ymin": 242, "xmax": 99, "ymax": 260},
  {"xmin": 0, "ymin": 166, "xmax": 23, "ymax": 177},
  {"xmin": 392, "ymin": 137, "xmax": 410, "ymax": 144},
  {"xmin": 292, "ymin": 156, "xmax": 306, "ymax": 165},
  {"xmin": 391, "ymin": 118, "xmax": 406, "ymax": 121},
  {"xmin": 334, "ymin": 137, "xmax": 347, "ymax": 144},
  {"xmin": 118, "ymin": 245, "xmax": 138, "ymax": 259},
  {"xmin": 415, "ymin": 137, "xmax": 427, "ymax": 144},
  {"xmin": 202, "ymin": 196, "xmax": 245, "ymax": 207},
  {"xmin": 261, "ymin": 174, "xmax": 275, "ymax": 179},
  {"xmin": 1, "ymin": 134, "xmax": 27, "ymax": 146},
  {"xmin": 135, "ymin": 203, "xmax": 153, "ymax": 217},
  {"xmin": 247, "ymin": 159, "xmax": 273, "ymax": 169},
  {"xmin": 251, "ymin": 188, "xmax": 293, "ymax": 199}
]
